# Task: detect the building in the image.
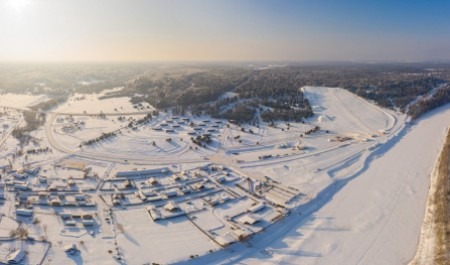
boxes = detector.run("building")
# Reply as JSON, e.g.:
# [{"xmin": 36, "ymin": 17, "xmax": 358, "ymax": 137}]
[
  {"xmin": 6, "ymin": 249, "xmax": 25, "ymax": 264},
  {"xmin": 164, "ymin": 201, "xmax": 179, "ymax": 212},
  {"xmin": 16, "ymin": 208, "xmax": 33, "ymax": 217},
  {"xmin": 237, "ymin": 214, "xmax": 261, "ymax": 225},
  {"xmin": 64, "ymin": 244, "xmax": 79, "ymax": 255},
  {"xmin": 248, "ymin": 202, "xmax": 265, "ymax": 213}
]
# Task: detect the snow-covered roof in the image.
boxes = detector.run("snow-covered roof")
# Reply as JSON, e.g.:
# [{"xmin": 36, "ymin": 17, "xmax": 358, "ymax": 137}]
[
  {"xmin": 164, "ymin": 201, "xmax": 179, "ymax": 212},
  {"xmin": 7, "ymin": 249, "xmax": 25, "ymax": 264}
]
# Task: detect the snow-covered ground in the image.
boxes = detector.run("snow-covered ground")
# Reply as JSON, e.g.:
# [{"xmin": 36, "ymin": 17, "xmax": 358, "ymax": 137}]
[
  {"xmin": 53, "ymin": 90, "xmax": 154, "ymax": 114},
  {"xmin": 0, "ymin": 93, "xmax": 48, "ymax": 109},
  {"xmin": 179, "ymin": 103, "xmax": 450, "ymax": 265},
  {"xmin": 115, "ymin": 208, "xmax": 219, "ymax": 264},
  {"xmin": 1, "ymin": 87, "xmax": 447, "ymax": 265}
]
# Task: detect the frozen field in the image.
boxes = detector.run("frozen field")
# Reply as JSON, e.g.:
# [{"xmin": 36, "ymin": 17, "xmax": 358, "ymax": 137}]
[
  {"xmin": 0, "ymin": 87, "xmax": 446, "ymax": 265},
  {"xmin": 179, "ymin": 102, "xmax": 450, "ymax": 265}
]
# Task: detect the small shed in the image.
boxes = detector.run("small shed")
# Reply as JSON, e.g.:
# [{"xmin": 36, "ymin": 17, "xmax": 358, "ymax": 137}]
[
  {"xmin": 16, "ymin": 208, "xmax": 33, "ymax": 217},
  {"xmin": 237, "ymin": 214, "xmax": 261, "ymax": 225},
  {"xmin": 164, "ymin": 201, "xmax": 179, "ymax": 212},
  {"xmin": 248, "ymin": 202, "xmax": 266, "ymax": 213},
  {"xmin": 82, "ymin": 219, "xmax": 96, "ymax": 226},
  {"xmin": 64, "ymin": 244, "xmax": 79, "ymax": 255},
  {"xmin": 6, "ymin": 249, "xmax": 25, "ymax": 264}
]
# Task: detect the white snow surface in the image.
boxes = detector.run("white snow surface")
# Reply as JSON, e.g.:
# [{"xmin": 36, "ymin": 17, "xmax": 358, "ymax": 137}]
[
  {"xmin": 0, "ymin": 93, "xmax": 48, "ymax": 109},
  {"xmin": 2, "ymin": 87, "xmax": 449, "ymax": 265},
  {"xmin": 53, "ymin": 92, "xmax": 153, "ymax": 114},
  {"xmin": 178, "ymin": 104, "xmax": 450, "ymax": 264}
]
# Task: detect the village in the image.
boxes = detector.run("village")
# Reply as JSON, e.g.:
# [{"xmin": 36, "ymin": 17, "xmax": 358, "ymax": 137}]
[{"xmin": 0, "ymin": 86, "xmax": 404, "ymax": 264}]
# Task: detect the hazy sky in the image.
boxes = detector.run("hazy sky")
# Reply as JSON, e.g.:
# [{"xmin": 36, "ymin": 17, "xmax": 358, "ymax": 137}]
[{"xmin": 1, "ymin": 0, "xmax": 449, "ymax": 62}]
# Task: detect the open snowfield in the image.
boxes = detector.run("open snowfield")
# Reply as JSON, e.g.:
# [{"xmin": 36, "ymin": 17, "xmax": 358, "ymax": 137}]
[
  {"xmin": 178, "ymin": 103, "xmax": 450, "ymax": 265},
  {"xmin": 0, "ymin": 93, "xmax": 48, "ymax": 109},
  {"xmin": 53, "ymin": 89, "xmax": 154, "ymax": 114},
  {"xmin": 54, "ymin": 95, "xmax": 152, "ymax": 114},
  {"xmin": 115, "ymin": 208, "xmax": 219, "ymax": 264},
  {"xmin": 0, "ymin": 86, "xmax": 447, "ymax": 264}
]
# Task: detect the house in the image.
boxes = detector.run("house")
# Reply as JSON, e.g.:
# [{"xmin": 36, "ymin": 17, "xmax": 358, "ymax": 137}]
[
  {"xmin": 48, "ymin": 183, "xmax": 66, "ymax": 191},
  {"xmin": 237, "ymin": 214, "xmax": 261, "ymax": 225},
  {"xmin": 172, "ymin": 174, "xmax": 183, "ymax": 182},
  {"xmin": 50, "ymin": 198, "xmax": 61, "ymax": 206},
  {"xmin": 112, "ymin": 198, "xmax": 121, "ymax": 206},
  {"xmin": 16, "ymin": 208, "xmax": 33, "ymax": 217},
  {"xmin": 215, "ymin": 175, "xmax": 226, "ymax": 183},
  {"xmin": 75, "ymin": 194, "xmax": 86, "ymax": 201},
  {"xmin": 147, "ymin": 177, "xmax": 159, "ymax": 186},
  {"xmin": 163, "ymin": 189, "xmax": 178, "ymax": 197},
  {"xmin": 38, "ymin": 176, "xmax": 48, "ymax": 183},
  {"xmin": 38, "ymin": 191, "xmax": 48, "ymax": 200},
  {"xmin": 248, "ymin": 202, "xmax": 265, "ymax": 213},
  {"xmin": 64, "ymin": 197, "xmax": 77, "ymax": 206},
  {"xmin": 60, "ymin": 213, "xmax": 72, "ymax": 220},
  {"xmin": 164, "ymin": 201, "xmax": 179, "ymax": 212},
  {"xmin": 11, "ymin": 172, "xmax": 27, "ymax": 180},
  {"xmin": 13, "ymin": 181, "xmax": 28, "ymax": 191},
  {"xmin": 64, "ymin": 220, "xmax": 77, "ymax": 226},
  {"xmin": 83, "ymin": 214, "xmax": 93, "ymax": 219},
  {"xmin": 6, "ymin": 249, "xmax": 25, "ymax": 264},
  {"xmin": 64, "ymin": 244, "xmax": 79, "ymax": 255},
  {"xmin": 121, "ymin": 179, "xmax": 133, "ymax": 189},
  {"xmin": 193, "ymin": 182, "xmax": 205, "ymax": 191},
  {"xmin": 68, "ymin": 179, "xmax": 76, "ymax": 186},
  {"xmin": 25, "ymin": 167, "xmax": 40, "ymax": 175},
  {"xmin": 82, "ymin": 219, "xmax": 96, "ymax": 226}
]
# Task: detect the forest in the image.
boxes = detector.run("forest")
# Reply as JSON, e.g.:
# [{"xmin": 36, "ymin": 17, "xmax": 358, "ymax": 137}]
[{"xmin": 1, "ymin": 62, "xmax": 450, "ymax": 121}]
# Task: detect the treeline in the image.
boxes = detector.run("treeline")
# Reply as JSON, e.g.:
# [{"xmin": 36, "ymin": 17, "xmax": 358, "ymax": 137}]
[
  {"xmin": 29, "ymin": 97, "xmax": 66, "ymax": 111},
  {"xmin": 182, "ymin": 69, "xmax": 314, "ymax": 123},
  {"xmin": 0, "ymin": 63, "xmax": 148, "ymax": 96},
  {"xmin": 407, "ymin": 84, "xmax": 450, "ymax": 120},
  {"xmin": 346, "ymin": 77, "xmax": 446, "ymax": 112},
  {"xmin": 27, "ymin": 147, "xmax": 51, "ymax": 154},
  {"xmin": 126, "ymin": 66, "xmax": 249, "ymax": 109},
  {"xmin": 82, "ymin": 131, "xmax": 117, "ymax": 146},
  {"xmin": 12, "ymin": 111, "xmax": 45, "ymax": 141},
  {"xmin": 3, "ymin": 63, "xmax": 450, "ymax": 122},
  {"xmin": 220, "ymin": 105, "xmax": 255, "ymax": 123}
]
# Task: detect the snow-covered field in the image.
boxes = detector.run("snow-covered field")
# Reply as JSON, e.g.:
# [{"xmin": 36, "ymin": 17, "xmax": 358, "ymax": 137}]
[
  {"xmin": 53, "ymin": 94, "xmax": 153, "ymax": 114},
  {"xmin": 0, "ymin": 87, "xmax": 447, "ymax": 265},
  {"xmin": 179, "ymin": 102, "xmax": 450, "ymax": 265},
  {"xmin": 0, "ymin": 93, "xmax": 48, "ymax": 109},
  {"xmin": 51, "ymin": 88, "xmax": 153, "ymax": 114},
  {"xmin": 115, "ymin": 208, "xmax": 219, "ymax": 264}
]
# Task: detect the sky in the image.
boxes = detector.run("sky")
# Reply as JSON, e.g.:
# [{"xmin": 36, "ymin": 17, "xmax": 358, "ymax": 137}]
[{"xmin": 0, "ymin": 0, "xmax": 450, "ymax": 62}]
